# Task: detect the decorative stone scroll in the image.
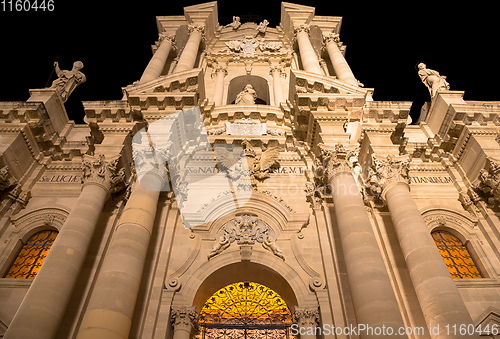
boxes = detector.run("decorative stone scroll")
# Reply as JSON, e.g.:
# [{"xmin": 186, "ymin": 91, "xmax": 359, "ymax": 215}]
[{"xmin": 208, "ymin": 212, "xmax": 284, "ymax": 260}]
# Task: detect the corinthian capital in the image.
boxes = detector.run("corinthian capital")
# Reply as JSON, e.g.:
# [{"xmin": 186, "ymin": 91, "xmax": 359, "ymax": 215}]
[
  {"xmin": 367, "ymin": 154, "xmax": 410, "ymax": 199},
  {"xmin": 323, "ymin": 32, "xmax": 340, "ymax": 44},
  {"xmin": 315, "ymin": 143, "xmax": 360, "ymax": 181},
  {"xmin": 171, "ymin": 306, "xmax": 198, "ymax": 333},
  {"xmin": 293, "ymin": 24, "xmax": 310, "ymax": 35},
  {"xmin": 293, "ymin": 307, "xmax": 319, "ymax": 328},
  {"xmin": 81, "ymin": 154, "xmax": 125, "ymax": 194},
  {"xmin": 188, "ymin": 23, "xmax": 205, "ymax": 35}
]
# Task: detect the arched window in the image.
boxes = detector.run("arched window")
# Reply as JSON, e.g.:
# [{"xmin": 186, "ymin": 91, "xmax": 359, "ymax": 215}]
[
  {"xmin": 198, "ymin": 281, "xmax": 292, "ymax": 338},
  {"xmin": 432, "ymin": 230, "xmax": 483, "ymax": 279},
  {"xmin": 4, "ymin": 230, "xmax": 58, "ymax": 279}
]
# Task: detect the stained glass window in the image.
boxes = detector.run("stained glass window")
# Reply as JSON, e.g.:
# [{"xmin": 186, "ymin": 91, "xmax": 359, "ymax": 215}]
[
  {"xmin": 432, "ymin": 230, "xmax": 483, "ymax": 279},
  {"xmin": 4, "ymin": 230, "xmax": 58, "ymax": 279},
  {"xmin": 198, "ymin": 281, "xmax": 293, "ymax": 339}
]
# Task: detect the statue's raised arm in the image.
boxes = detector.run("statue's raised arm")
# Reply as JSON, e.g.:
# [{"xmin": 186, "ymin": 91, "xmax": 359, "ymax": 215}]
[{"xmin": 49, "ymin": 61, "xmax": 86, "ymax": 103}]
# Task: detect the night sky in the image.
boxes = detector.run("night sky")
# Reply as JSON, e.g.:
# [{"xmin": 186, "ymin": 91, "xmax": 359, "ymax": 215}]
[{"xmin": 0, "ymin": 1, "xmax": 497, "ymax": 124}]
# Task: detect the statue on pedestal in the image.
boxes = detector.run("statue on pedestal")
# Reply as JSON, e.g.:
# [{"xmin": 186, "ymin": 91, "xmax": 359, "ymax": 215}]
[
  {"xmin": 50, "ymin": 61, "xmax": 86, "ymax": 102},
  {"xmin": 235, "ymin": 84, "xmax": 257, "ymax": 105},
  {"xmin": 417, "ymin": 62, "xmax": 450, "ymax": 98}
]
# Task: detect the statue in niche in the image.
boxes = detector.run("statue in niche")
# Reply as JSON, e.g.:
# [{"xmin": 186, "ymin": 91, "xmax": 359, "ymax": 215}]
[
  {"xmin": 417, "ymin": 62, "xmax": 450, "ymax": 98},
  {"xmin": 50, "ymin": 61, "xmax": 86, "ymax": 102},
  {"xmin": 235, "ymin": 84, "xmax": 257, "ymax": 105},
  {"xmin": 226, "ymin": 16, "xmax": 241, "ymax": 30}
]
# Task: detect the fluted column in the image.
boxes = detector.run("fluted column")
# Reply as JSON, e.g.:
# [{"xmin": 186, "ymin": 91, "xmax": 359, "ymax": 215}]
[
  {"xmin": 171, "ymin": 306, "xmax": 198, "ymax": 339},
  {"xmin": 293, "ymin": 308, "xmax": 319, "ymax": 339},
  {"xmin": 323, "ymin": 32, "xmax": 358, "ymax": 86},
  {"xmin": 140, "ymin": 33, "xmax": 175, "ymax": 83},
  {"xmin": 294, "ymin": 24, "xmax": 323, "ymax": 75},
  {"xmin": 373, "ymin": 155, "xmax": 479, "ymax": 339},
  {"xmin": 4, "ymin": 154, "xmax": 124, "ymax": 339},
  {"xmin": 77, "ymin": 150, "xmax": 167, "ymax": 339},
  {"xmin": 317, "ymin": 145, "xmax": 404, "ymax": 338},
  {"xmin": 212, "ymin": 64, "xmax": 227, "ymax": 106},
  {"xmin": 174, "ymin": 24, "xmax": 204, "ymax": 73},
  {"xmin": 270, "ymin": 65, "xmax": 285, "ymax": 106}
]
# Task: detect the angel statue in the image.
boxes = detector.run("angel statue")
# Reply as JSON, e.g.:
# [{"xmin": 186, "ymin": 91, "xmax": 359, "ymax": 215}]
[
  {"xmin": 225, "ymin": 16, "xmax": 241, "ymax": 30},
  {"xmin": 417, "ymin": 62, "xmax": 450, "ymax": 98},
  {"xmin": 235, "ymin": 84, "xmax": 257, "ymax": 105},
  {"xmin": 255, "ymin": 19, "xmax": 269, "ymax": 36},
  {"xmin": 50, "ymin": 61, "xmax": 86, "ymax": 103}
]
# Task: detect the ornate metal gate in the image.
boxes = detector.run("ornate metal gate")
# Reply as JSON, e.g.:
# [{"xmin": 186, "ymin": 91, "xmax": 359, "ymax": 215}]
[{"xmin": 197, "ymin": 282, "xmax": 293, "ymax": 339}]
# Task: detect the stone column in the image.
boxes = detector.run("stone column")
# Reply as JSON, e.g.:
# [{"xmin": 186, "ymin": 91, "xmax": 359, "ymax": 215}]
[
  {"xmin": 293, "ymin": 307, "xmax": 319, "ymax": 339},
  {"xmin": 4, "ymin": 154, "xmax": 124, "ymax": 339},
  {"xmin": 212, "ymin": 64, "xmax": 227, "ymax": 106},
  {"xmin": 373, "ymin": 155, "xmax": 479, "ymax": 339},
  {"xmin": 317, "ymin": 145, "xmax": 405, "ymax": 337},
  {"xmin": 77, "ymin": 155, "xmax": 167, "ymax": 339},
  {"xmin": 270, "ymin": 65, "xmax": 285, "ymax": 106},
  {"xmin": 174, "ymin": 24, "xmax": 204, "ymax": 73},
  {"xmin": 140, "ymin": 34, "xmax": 175, "ymax": 83},
  {"xmin": 294, "ymin": 24, "xmax": 323, "ymax": 75},
  {"xmin": 171, "ymin": 306, "xmax": 198, "ymax": 339},
  {"xmin": 323, "ymin": 33, "xmax": 358, "ymax": 87}
]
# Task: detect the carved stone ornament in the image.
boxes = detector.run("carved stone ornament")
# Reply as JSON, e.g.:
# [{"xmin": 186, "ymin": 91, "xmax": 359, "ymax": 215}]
[
  {"xmin": 475, "ymin": 158, "xmax": 500, "ymax": 205},
  {"xmin": 293, "ymin": 307, "xmax": 319, "ymax": 328},
  {"xmin": 170, "ymin": 306, "xmax": 198, "ymax": 333},
  {"xmin": 224, "ymin": 36, "xmax": 282, "ymax": 57},
  {"xmin": 365, "ymin": 154, "xmax": 410, "ymax": 199},
  {"xmin": 81, "ymin": 154, "xmax": 126, "ymax": 194},
  {"xmin": 0, "ymin": 165, "xmax": 17, "ymax": 191},
  {"xmin": 208, "ymin": 212, "xmax": 284, "ymax": 260}
]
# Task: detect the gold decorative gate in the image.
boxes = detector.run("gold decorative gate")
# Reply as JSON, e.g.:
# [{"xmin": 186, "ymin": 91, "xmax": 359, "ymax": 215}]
[{"xmin": 197, "ymin": 281, "xmax": 293, "ymax": 339}]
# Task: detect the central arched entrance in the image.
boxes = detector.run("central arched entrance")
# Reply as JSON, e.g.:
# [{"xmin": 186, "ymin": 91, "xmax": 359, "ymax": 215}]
[{"xmin": 197, "ymin": 281, "xmax": 293, "ymax": 339}]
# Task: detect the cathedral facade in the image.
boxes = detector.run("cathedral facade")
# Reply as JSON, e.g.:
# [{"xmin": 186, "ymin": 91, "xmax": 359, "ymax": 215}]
[{"xmin": 1, "ymin": 2, "xmax": 500, "ymax": 339}]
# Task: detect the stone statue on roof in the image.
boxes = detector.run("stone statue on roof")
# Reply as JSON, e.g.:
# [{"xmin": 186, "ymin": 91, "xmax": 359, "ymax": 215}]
[
  {"xmin": 417, "ymin": 62, "xmax": 450, "ymax": 98},
  {"xmin": 50, "ymin": 61, "xmax": 86, "ymax": 102}
]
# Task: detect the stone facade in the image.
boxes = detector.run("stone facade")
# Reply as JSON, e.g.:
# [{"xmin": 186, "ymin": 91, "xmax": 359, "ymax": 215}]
[{"xmin": 1, "ymin": 2, "xmax": 500, "ymax": 339}]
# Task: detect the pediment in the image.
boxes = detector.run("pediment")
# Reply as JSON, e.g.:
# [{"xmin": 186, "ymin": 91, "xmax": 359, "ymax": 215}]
[
  {"xmin": 474, "ymin": 306, "xmax": 500, "ymax": 329},
  {"xmin": 122, "ymin": 68, "xmax": 204, "ymax": 110},
  {"xmin": 291, "ymin": 69, "xmax": 372, "ymax": 98},
  {"xmin": 124, "ymin": 68, "xmax": 203, "ymax": 95}
]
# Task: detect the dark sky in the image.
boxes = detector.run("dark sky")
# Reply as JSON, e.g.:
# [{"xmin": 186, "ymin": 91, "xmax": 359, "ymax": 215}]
[{"xmin": 0, "ymin": 1, "xmax": 497, "ymax": 124}]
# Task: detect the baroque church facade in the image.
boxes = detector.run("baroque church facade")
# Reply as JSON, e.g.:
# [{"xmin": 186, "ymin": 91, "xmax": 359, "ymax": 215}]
[{"xmin": 1, "ymin": 2, "xmax": 500, "ymax": 338}]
